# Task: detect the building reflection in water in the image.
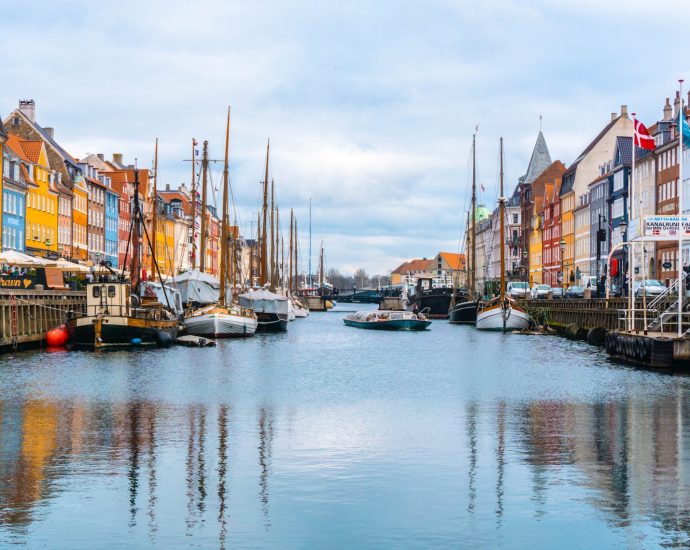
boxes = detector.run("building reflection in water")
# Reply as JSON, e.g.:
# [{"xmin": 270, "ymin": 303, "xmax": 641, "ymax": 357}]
[
  {"xmin": 1, "ymin": 393, "xmax": 690, "ymax": 546},
  {"xmin": 217, "ymin": 404, "xmax": 229, "ymax": 550},
  {"xmin": 258, "ymin": 406, "xmax": 274, "ymax": 530}
]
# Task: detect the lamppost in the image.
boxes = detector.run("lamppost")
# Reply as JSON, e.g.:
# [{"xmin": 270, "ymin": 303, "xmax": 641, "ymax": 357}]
[
  {"xmin": 595, "ymin": 213, "xmax": 607, "ymax": 298},
  {"xmin": 619, "ymin": 218, "xmax": 628, "ymax": 292},
  {"xmin": 558, "ymin": 237, "xmax": 565, "ymax": 287},
  {"xmin": 522, "ymin": 248, "xmax": 528, "ymax": 281}
]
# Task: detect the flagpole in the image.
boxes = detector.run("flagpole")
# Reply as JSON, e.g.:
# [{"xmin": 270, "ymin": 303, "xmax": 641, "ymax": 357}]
[
  {"xmin": 679, "ymin": 79, "xmax": 684, "ymax": 338},
  {"xmin": 630, "ymin": 116, "xmax": 636, "ymax": 332}
]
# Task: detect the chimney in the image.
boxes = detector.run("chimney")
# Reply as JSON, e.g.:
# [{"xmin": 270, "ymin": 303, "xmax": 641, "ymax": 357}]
[
  {"xmin": 674, "ymin": 91, "xmax": 680, "ymax": 117},
  {"xmin": 44, "ymin": 127, "xmax": 54, "ymax": 139},
  {"xmin": 611, "ymin": 112, "xmax": 617, "ymax": 122},
  {"xmin": 664, "ymin": 97, "xmax": 673, "ymax": 121},
  {"xmin": 620, "ymin": 104, "xmax": 628, "ymax": 117},
  {"xmin": 165, "ymin": 183, "xmax": 170, "ymax": 191},
  {"xmin": 18, "ymin": 99, "xmax": 36, "ymax": 122},
  {"xmin": 113, "ymin": 153, "xmax": 123, "ymax": 165},
  {"xmin": 97, "ymin": 153, "xmax": 104, "ymax": 161}
]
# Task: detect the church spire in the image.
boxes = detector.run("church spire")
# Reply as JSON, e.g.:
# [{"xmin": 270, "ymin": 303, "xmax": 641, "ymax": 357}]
[{"xmin": 523, "ymin": 130, "xmax": 551, "ymax": 184}]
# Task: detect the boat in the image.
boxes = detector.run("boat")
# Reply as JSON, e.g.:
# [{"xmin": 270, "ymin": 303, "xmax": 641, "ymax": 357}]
[
  {"xmin": 183, "ymin": 108, "xmax": 257, "ymax": 338},
  {"xmin": 68, "ymin": 168, "xmax": 179, "ymax": 348},
  {"xmin": 238, "ymin": 288, "xmax": 289, "ymax": 332},
  {"xmin": 406, "ymin": 276, "xmax": 463, "ymax": 318},
  {"xmin": 450, "ymin": 131, "xmax": 478, "ymax": 325},
  {"xmin": 343, "ymin": 310, "xmax": 431, "ymax": 331},
  {"xmin": 476, "ymin": 138, "xmax": 530, "ymax": 332}
]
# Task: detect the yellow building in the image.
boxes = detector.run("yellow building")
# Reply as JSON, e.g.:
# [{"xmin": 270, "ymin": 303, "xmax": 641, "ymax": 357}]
[
  {"xmin": 528, "ymin": 207, "xmax": 543, "ymax": 285},
  {"xmin": 560, "ymin": 191, "xmax": 575, "ymax": 286},
  {"xmin": 164, "ymin": 215, "xmax": 175, "ymax": 277},
  {"xmin": 6, "ymin": 135, "xmax": 58, "ymax": 256},
  {"xmin": 72, "ymin": 175, "xmax": 88, "ymax": 261}
]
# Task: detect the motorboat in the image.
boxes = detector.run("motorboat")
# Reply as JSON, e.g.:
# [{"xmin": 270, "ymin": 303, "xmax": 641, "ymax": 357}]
[{"xmin": 343, "ymin": 310, "xmax": 431, "ymax": 331}]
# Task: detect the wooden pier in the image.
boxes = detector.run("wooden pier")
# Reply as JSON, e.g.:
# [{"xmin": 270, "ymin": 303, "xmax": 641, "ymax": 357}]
[
  {"xmin": 0, "ymin": 290, "xmax": 86, "ymax": 350},
  {"xmin": 519, "ymin": 298, "xmax": 629, "ymax": 330}
]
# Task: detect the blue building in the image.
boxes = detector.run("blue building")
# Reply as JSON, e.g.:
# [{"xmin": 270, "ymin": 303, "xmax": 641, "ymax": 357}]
[
  {"xmin": 2, "ymin": 141, "xmax": 27, "ymax": 251},
  {"xmin": 104, "ymin": 179, "xmax": 119, "ymax": 268}
]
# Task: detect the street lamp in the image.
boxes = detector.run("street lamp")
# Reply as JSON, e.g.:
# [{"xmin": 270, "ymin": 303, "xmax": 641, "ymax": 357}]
[
  {"xmin": 619, "ymin": 219, "xmax": 628, "ymax": 293},
  {"xmin": 558, "ymin": 237, "xmax": 565, "ymax": 287},
  {"xmin": 522, "ymin": 248, "xmax": 528, "ymax": 281}
]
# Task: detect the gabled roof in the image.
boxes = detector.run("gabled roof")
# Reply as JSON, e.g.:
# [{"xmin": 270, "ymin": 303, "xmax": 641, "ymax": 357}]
[
  {"xmin": 614, "ymin": 136, "xmax": 632, "ymax": 167},
  {"xmin": 560, "ymin": 115, "xmax": 623, "ymax": 195},
  {"xmin": 523, "ymin": 131, "xmax": 552, "ymax": 184},
  {"xmin": 531, "ymin": 160, "xmax": 566, "ymax": 212},
  {"xmin": 6, "ymin": 109, "xmax": 80, "ymax": 172},
  {"xmin": 438, "ymin": 252, "xmax": 466, "ymax": 270}
]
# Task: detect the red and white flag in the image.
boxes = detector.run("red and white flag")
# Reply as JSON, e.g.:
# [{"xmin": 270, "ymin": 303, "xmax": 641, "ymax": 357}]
[{"xmin": 634, "ymin": 118, "xmax": 655, "ymax": 150}]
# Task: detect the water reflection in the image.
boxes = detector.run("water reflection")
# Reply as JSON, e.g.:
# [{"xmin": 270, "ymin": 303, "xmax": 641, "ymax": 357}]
[{"xmin": 0, "ymin": 390, "xmax": 690, "ymax": 546}]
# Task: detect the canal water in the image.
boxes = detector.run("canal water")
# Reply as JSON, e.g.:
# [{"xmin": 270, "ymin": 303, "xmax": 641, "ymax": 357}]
[{"xmin": 1, "ymin": 304, "xmax": 689, "ymax": 549}]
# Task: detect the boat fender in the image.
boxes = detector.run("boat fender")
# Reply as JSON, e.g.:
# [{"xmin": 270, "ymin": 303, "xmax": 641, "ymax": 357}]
[
  {"xmin": 130, "ymin": 294, "xmax": 141, "ymax": 307},
  {"xmin": 587, "ymin": 327, "xmax": 606, "ymax": 347},
  {"xmin": 131, "ymin": 337, "xmax": 142, "ymax": 345},
  {"xmin": 155, "ymin": 330, "xmax": 173, "ymax": 348}
]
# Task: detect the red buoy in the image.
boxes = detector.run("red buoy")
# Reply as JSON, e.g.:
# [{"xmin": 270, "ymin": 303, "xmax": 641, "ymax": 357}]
[{"xmin": 46, "ymin": 324, "xmax": 69, "ymax": 347}]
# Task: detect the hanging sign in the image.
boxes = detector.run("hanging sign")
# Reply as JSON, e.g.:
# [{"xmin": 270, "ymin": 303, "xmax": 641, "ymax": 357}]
[{"xmin": 644, "ymin": 216, "xmax": 690, "ymax": 238}]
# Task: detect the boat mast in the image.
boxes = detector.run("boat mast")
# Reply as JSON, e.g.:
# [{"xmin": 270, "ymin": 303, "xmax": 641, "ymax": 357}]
[
  {"xmin": 130, "ymin": 169, "xmax": 142, "ymax": 293},
  {"xmin": 200, "ymin": 141, "xmax": 209, "ymax": 273},
  {"xmin": 219, "ymin": 107, "xmax": 230, "ymax": 306},
  {"xmin": 319, "ymin": 241, "xmax": 324, "ymax": 286},
  {"xmin": 470, "ymin": 133, "xmax": 477, "ymax": 299},
  {"xmin": 260, "ymin": 140, "xmax": 270, "ymax": 286},
  {"xmin": 294, "ymin": 219, "xmax": 299, "ymax": 290},
  {"xmin": 275, "ymin": 205, "xmax": 280, "ymax": 288},
  {"xmin": 289, "ymin": 209, "xmax": 294, "ymax": 291},
  {"xmin": 499, "ymin": 137, "xmax": 506, "ymax": 301},
  {"xmin": 308, "ymin": 198, "xmax": 312, "ymax": 287},
  {"xmin": 190, "ymin": 139, "xmax": 197, "ymax": 270},
  {"xmin": 256, "ymin": 210, "xmax": 261, "ymax": 287},
  {"xmin": 151, "ymin": 138, "xmax": 158, "ymax": 279}
]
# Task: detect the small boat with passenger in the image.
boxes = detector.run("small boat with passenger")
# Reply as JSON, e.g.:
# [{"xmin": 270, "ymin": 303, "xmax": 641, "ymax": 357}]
[{"xmin": 343, "ymin": 310, "xmax": 431, "ymax": 331}]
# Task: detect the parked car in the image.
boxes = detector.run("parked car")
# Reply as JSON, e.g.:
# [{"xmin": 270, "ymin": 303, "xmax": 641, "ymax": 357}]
[
  {"xmin": 507, "ymin": 281, "xmax": 530, "ymax": 299},
  {"xmin": 634, "ymin": 279, "xmax": 666, "ymax": 297},
  {"xmin": 550, "ymin": 286, "xmax": 564, "ymax": 299},
  {"xmin": 531, "ymin": 284, "xmax": 552, "ymax": 299},
  {"xmin": 564, "ymin": 285, "xmax": 585, "ymax": 298}
]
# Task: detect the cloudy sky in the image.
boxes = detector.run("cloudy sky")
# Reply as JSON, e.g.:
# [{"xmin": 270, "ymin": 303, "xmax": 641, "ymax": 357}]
[{"xmin": 2, "ymin": 0, "xmax": 689, "ymax": 275}]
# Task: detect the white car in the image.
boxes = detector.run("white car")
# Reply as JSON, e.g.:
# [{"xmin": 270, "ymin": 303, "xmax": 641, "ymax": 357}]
[
  {"xmin": 531, "ymin": 284, "xmax": 551, "ymax": 299},
  {"xmin": 634, "ymin": 279, "xmax": 666, "ymax": 297},
  {"xmin": 507, "ymin": 281, "xmax": 530, "ymax": 298}
]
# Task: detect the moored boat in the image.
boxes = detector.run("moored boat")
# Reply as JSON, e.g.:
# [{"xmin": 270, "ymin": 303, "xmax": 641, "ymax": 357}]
[
  {"xmin": 184, "ymin": 304, "xmax": 257, "ymax": 337},
  {"xmin": 343, "ymin": 310, "xmax": 431, "ymax": 331},
  {"xmin": 239, "ymin": 288, "xmax": 289, "ymax": 332},
  {"xmin": 449, "ymin": 299, "xmax": 478, "ymax": 324},
  {"xmin": 475, "ymin": 137, "xmax": 530, "ymax": 332}
]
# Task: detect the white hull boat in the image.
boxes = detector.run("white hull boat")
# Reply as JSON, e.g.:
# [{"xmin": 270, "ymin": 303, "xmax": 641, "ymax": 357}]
[
  {"xmin": 184, "ymin": 305, "xmax": 257, "ymax": 338},
  {"xmin": 476, "ymin": 303, "xmax": 530, "ymax": 331}
]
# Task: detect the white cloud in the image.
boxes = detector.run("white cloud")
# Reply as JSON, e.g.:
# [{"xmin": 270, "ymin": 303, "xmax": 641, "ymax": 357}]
[{"xmin": 2, "ymin": 0, "xmax": 689, "ymax": 275}]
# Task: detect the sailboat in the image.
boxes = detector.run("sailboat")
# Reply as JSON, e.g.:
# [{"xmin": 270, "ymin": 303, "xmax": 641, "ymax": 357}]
[
  {"xmin": 68, "ymin": 166, "xmax": 180, "ymax": 348},
  {"xmin": 450, "ymin": 132, "xmax": 479, "ymax": 324},
  {"xmin": 239, "ymin": 139, "xmax": 289, "ymax": 332},
  {"xmin": 183, "ymin": 108, "xmax": 258, "ymax": 338},
  {"xmin": 287, "ymin": 208, "xmax": 309, "ymax": 318},
  {"xmin": 476, "ymin": 138, "xmax": 530, "ymax": 331}
]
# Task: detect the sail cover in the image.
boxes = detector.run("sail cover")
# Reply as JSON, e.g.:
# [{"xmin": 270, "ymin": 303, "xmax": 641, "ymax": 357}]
[
  {"xmin": 171, "ymin": 269, "xmax": 219, "ymax": 305},
  {"xmin": 238, "ymin": 288, "xmax": 288, "ymax": 315}
]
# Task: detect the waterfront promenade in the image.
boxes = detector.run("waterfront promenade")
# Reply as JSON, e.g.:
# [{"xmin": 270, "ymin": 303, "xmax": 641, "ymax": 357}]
[{"xmin": 1, "ymin": 304, "xmax": 689, "ymax": 548}]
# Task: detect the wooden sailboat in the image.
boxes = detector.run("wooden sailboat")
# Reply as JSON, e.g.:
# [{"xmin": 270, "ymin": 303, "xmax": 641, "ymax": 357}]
[
  {"xmin": 450, "ymin": 132, "xmax": 479, "ymax": 324},
  {"xmin": 68, "ymin": 164, "xmax": 180, "ymax": 348},
  {"xmin": 288, "ymin": 210, "xmax": 309, "ymax": 318},
  {"xmin": 238, "ymin": 139, "xmax": 289, "ymax": 332},
  {"xmin": 476, "ymin": 138, "xmax": 530, "ymax": 331},
  {"xmin": 183, "ymin": 108, "xmax": 258, "ymax": 338}
]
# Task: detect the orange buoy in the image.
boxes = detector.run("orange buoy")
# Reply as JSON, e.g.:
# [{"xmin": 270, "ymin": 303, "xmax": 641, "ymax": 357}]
[{"xmin": 46, "ymin": 324, "xmax": 69, "ymax": 347}]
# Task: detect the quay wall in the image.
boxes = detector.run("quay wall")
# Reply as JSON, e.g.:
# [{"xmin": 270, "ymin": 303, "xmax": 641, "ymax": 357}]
[
  {"xmin": 519, "ymin": 298, "xmax": 631, "ymax": 331},
  {"xmin": 0, "ymin": 290, "xmax": 86, "ymax": 350}
]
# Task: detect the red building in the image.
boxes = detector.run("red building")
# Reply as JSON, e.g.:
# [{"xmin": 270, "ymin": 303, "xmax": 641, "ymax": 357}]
[{"xmin": 541, "ymin": 177, "xmax": 562, "ymax": 286}]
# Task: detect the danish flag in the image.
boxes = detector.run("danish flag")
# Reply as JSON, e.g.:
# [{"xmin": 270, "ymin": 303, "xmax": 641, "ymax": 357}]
[{"xmin": 634, "ymin": 118, "xmax": 655, "ymax": 150}]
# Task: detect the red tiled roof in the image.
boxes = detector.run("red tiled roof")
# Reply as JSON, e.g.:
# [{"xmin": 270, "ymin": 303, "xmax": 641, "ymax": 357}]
[
  {"xmin": 18, "ymin": 140, "xmax": 45, "ymax": 165},
  {"xmin": 4, "ymin": 133, "xmax": 32, "ymax": 163},
  {"xmin": 439, "ymin": 252, "xmax": 466, "ymax": 270}
]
